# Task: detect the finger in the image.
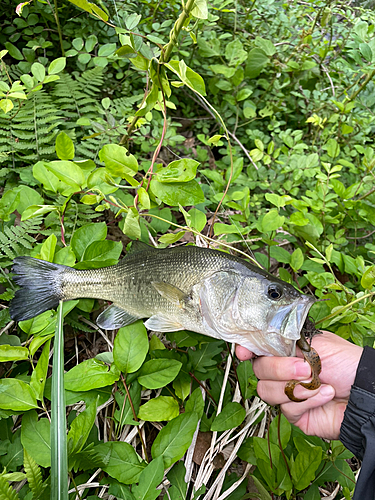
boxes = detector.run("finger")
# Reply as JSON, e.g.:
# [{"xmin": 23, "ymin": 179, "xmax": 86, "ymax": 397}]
[
  {"xmin": 257, "ymin": 379, "xmax": 321, "ymax": 406},
  {"xmin": 253, "ymin": 356, "xmax": 311, "ymax": 381},
  {"xmin": 281, "ymin": 384, "xmax": 336, "ymax": 424},
  {"xmin": 235, "ymin": 344, "xmax": 255, "ymax": 360}
]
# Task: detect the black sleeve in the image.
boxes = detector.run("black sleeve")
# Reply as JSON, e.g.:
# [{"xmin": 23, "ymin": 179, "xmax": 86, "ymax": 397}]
[{"xmin": 339, "ymin": 346, "xmax": 375, "ymax": 499}]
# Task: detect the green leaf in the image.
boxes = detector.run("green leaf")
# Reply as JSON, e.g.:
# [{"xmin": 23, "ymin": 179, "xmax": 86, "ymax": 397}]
[
  {"xmin": 76, "ymin": 239, "xmax": 122, "ymax": 267},
  {"xmin": 138, "ymin": 187, "xmax": 150, "ymax": 209},
  {"xmin": 30, "ymin": 340, "xmax": 50, "ymax": 401},
  {"xmin": 237, "ymin": 361, "xmax": 257, "ymax": 399},
  {"xmin": 244, "ymin": 48, "xmax": 269, "ymax": 79},
  {"xmin": 40, "ymin": 233, "xmax": 57, "ymax": 262},
  {"xmin": 31, "ymin": 62, "xmax": 45, "ymax": 82},
  {"xmin": 361, "ymin": 265, "xmax": 375, "ymax": 289},
  {"xmin": 138, "ymin": 359, "xmax": 182, "ymax": 389},
  {"xmin": 138, "ymin": 396, "xmax": 180, "ymax": 422},
  {"xmin": 191, "ymin": 0, "xmax": 208, "ymax": 19},
  {"xmin": 67, "ymin": 401, "xmax": 98, "ymax": 455},
  {"xmin": 21, "ymin": 411, "xmax": 51, "ymax": 467},
  {"xmin": 290, "ymin": 248, "xmax": 304, "ymax": 272},
  {"xmin": 65, "ymin": 359, "xmax": 120, "ymax": 391},
  {"xmin": 0, "ymin": 474, "xmax": 21, "ymax": 500},
  {"xmin": 99, "ymin": 144, "xmax": 138, "ymax": 177},
  {"xmin": 123, "ymin": 207, "xmax": 141, "ymax": 239},
  {"xmin": 167, "ymin": 462, "xmax": 187, "ymax": 500},
  {"xmin": 5, "ymin": 42, "xmax": 23, "ymax": 60},
  {"xmin": 98, "ymin": 43, "xmax": 117, "ymax": 57},
  {"xmin": 150, "ymin": 179, "xmax": 204, "ymax": 206},
  {"xmin": 45, "ymin": 160, "xmax": 85, "ymax": 190},
  {"xmin": 211, "ymin": 402, "xmax": 246, "ymax": 431},
  {"xmin": 166, "ymin": 60, "xmax": 206, "ymax": 96},
  {"xmin": 155, "ymin": 159, "xmax": 199, "ymax": 183},
  {"xmin": 48, "ymin": 57, "xmax": 66, "ymax": 75},
  {"xmin": 0, "ymin": 379, "xmax": 38, "ymax": 411},
  {"xmin": 114, "ymin": 380, "xmax": 141, "ymax": 426},
  {"xmin": 0, "ymin": 345, "xmax": 29, "ymax": 362},
  {"xmin": 71, "ymin": 221, "xmax": 107, "ymax": 261},
  {"xmin": 113, "ymin": 321, "xmax": 149, "ymax": 374},
  {"xmin": 94, "ymin": 441, "xmax": 145, "ymax": 483},
  {"xmin": 159, "ymin": 231, "xmax": 185, "ymax": 244},
  {"xmin": 23, "ymin": 449, "xmax": 45, "ymax": 499},
  {"xmin": 291, "ymin": 446, "xmax": 322, "ymax": 491},
  {"xmin": 0, "ymin": 98, "xmax": 13, "ymax": 114},
  {"xmin": 187, "ymin": 208, "xmax": 206, "ymax": 232},
  {"xmin": 132, "ymin": 456, "xmax": 164, "ymax": 500},
  {"xmin": 55, "ymin": 131, "xmax": 75, "ymax": 160},
  {"xmin": 151, "ymin": 411, "xmax": 199, "ymax": 468},
  {"xmin": 32, "ymin": 162, "xmax": 60, "ymax": 193},
  {"xmin": 185, "ymin": 387, "xmax": 204, "ymax": 418},
  {"xmin": 261, "ymin": 209, "xmax": 285, "ymax": 232}
]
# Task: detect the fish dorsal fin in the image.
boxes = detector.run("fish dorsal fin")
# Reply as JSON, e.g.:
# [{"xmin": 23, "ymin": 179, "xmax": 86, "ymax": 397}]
[
  {"xmin": 125, "ymin": 241, "xmax": 156, "ymax": 257},
  {"xmin": 96, "ymin": 305, "xmax": 140, "ymax": 329},
  {"xmin": 152, "ymin": 281, "xmax": 188, "ymax": 307},
  {"xmin": 144, "ymin": 315, "xmax": 184, "ymax": 332}
]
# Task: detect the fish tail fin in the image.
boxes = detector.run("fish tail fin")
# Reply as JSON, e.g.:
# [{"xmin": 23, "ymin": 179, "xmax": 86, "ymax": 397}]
[{"xmin": 10, "ymin": 257, "xmax": 67, "ymax": 322}]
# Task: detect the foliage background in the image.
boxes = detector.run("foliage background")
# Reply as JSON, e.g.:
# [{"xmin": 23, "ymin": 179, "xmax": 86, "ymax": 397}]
[{"xmin": 1, "ymin": 0, "xmax": 375, "ymax": 498}]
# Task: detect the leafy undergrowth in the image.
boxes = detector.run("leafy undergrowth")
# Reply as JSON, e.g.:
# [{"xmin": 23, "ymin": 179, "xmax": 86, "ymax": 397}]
[{"xmin": 2, "ymin": 0, "xmax": 375, "ymax": 497}]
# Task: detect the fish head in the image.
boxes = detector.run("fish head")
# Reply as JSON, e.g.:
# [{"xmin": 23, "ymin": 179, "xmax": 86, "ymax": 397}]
[
  {"xmin": 235, "ymin": 275, "xmax": 315, "ymax": 356},
  {"xmin": 199, "ymin": 270, "xmax": 315, "ymax": 357}
]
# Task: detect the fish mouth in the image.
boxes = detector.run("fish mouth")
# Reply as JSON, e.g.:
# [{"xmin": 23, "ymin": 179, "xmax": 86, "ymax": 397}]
[{"xmin": 266, "ymin": 294, "xmax": 316, "ymax": 356}]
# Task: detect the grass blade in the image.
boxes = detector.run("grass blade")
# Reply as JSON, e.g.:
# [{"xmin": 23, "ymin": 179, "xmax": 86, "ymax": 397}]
[{"xmin": 50, "ymin": 301, "xmax": 68, "ymax": 499}]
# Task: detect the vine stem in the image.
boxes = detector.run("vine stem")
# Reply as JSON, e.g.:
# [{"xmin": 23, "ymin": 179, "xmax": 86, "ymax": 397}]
[{"xmin": 161, "ymin": 0, "xmax": 197, "ymax": 63}]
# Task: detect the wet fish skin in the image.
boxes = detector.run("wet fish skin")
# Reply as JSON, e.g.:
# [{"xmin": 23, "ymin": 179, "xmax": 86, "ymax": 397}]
[{"xmin": 9, "ymin": 243, "xmax": 315, "ymax": 357}]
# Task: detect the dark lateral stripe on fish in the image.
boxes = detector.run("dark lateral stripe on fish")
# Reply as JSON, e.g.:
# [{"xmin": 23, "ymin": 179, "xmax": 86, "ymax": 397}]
[{"xmin": 10, "ymin": 257, "xmax": 66, "ymax": 321}]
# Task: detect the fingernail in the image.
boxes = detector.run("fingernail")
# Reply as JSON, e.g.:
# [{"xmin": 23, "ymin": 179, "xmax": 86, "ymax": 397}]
[
  {"xmin": 295, "ymin": 361, "xmax": 311, "ymax": 378},
  {"xmin": 320, "ymin": 385, "xmax": 334, "ymax": 397}
]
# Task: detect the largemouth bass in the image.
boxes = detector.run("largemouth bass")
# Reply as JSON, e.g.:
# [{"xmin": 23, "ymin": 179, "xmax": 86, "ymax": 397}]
[{"xmin": 9, "ymin": 243, "xmax": 318, "ymax": 397}]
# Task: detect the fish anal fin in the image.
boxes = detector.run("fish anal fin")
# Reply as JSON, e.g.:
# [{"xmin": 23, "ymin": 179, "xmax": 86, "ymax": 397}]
[
  {"xmin": 144, "ymin": 315, "xmax": 184, "ymax": 333},
  {"xmin": 96, "ymin": 305, "xmax": 140, "ymax": 329},
  {"xmin": 152, "ymin": 281, "xmax": 188, "ymax": 308}
]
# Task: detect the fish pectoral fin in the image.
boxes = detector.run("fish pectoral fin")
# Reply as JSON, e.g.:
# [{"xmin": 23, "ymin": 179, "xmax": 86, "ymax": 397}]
[
  {"xmin": 151, "ymin": 281, "xmax": 188, "ymax": 308},
  {"xmin": 96, "ymin": 305, "xmax": 140, "ymax": 330},
  {"xmin": 144, "ymin": 315, "xmax": 184, "ymax": 332}
]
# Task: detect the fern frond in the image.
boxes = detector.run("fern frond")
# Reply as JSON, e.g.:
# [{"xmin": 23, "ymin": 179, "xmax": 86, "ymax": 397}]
[
  {"xmin": 0, "ymin": 474, "xmax": 20, "ymax": 500},
  {"xmin": 0, "ymin": 217, "xmax": 42, "ymax": 261},
  {"xmin": 23, "ymin": 449, "xmax": 46, "ymax": 500}
]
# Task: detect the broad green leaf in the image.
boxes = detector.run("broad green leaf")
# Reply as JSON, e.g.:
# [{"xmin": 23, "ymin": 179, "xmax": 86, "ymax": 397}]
[
  {"xmin": 191, "ymin": 0, "xmax": 208, "ymax": 19},
  {"xmin": 68, "ymin": 0, "xmax": 108, "ymax": 21},
  {"xmin": 185, "ymin": 387, "xmax": 204, "ymax": 418},
  {"xmin": 167, "ymin": 462, "xmax": 187, "ymax": 500},
  {"xmin": 99, "ymin": 144, "xmax": 138, "ymax": 177},
  {"xmin": 159, "ymin": 231, "xmax": 185, "ymax": 244},
  {"xmin": 13, "ymin": 185, "xmax": 44, "ymax": 216},
  {"xmin": 138, "ymin": 187, "xmax": 150, "ymax": 209},
  {"xmin": 55, "ymin": 131, "xmax": 75, "ymax": 160},
  {"xmin": 150, "ymin": 179, "xmax": 204, "ymax": 206},
  {"xmin": 261, "ymin": 209, "xmax": 285, "ymax": 232},
  {"xmin": 155, "ymin": 159, "xmax": 199, "ymax": 183},
  {"xmin": 151, "ymin": 411, "xmax": 199, "ymax": 468},
  {"xmin": 291, "ymin": 446, "xmax": 322, "ymax": 491},
  {"xmin": 138, "ymin": 359, "xmax": 182, "ymax": 389},
  {"xmin": 45, "ymin": 160, "xmax": 85, "ymax": 190},
  {"xmin": 123, "ymin": 207, "xmax": 141, "ymax": 239},
  {"xmin": 31, "ymin": 62, "xmax": 45, "ymax": 82},
  {"xmin": 255, "ymin": 36, "xmax": 276, "ymax": 56},
  {"xmin": 138, "ymin": 396, "xmax": 180, "ymax": 422},
  {"xmin": 67, "ymin": 401, "xmax": 98, "ymax": 455},
  {"xmin": 113, "ymin": 321, "xmax": 149, "ymax": 374},
  {"xmin": 65, "ymin": 359, "xmax": 120, "ymax": 391},
  {"xmin": 269, "ymin": 246, "xmax": 291, "ymax": 264},
  {"xmin": 244, "ymin": 48, "xmax": 269, "ymax": 79},
  {"xmin": 166, "ymin": 60, "xmax": 206, "ymax": 96},
  {"xmin": 269, "ymin": 414, "xmax": 291, "ymax": 450},
  {"xmin": 187, "ymin": 208, "xmax": 206, "ymax": 232},
  {"xmin": 132, "ymin": 456, "xmax": 164, "ymax": 500},
  {"xmin": 21, "ymin": 411, "xmax": 51, "ymax": 467},
  {"xmin": 0, "ymin": 379, "xmax": 38, "ymax": 411},
  {"xmin": 77, "ymin": 239, "xmax": 122, "ymax": 266},
  {"xmin": 5, "ymin": 42, "xmax": 23, "ymax": 60},
  {"xmin": 213, "ymin": 223, "xmax": 242, "ymax": 235},
  {"xmin": 237, "ymin": 361, "xmax": 257, "ymax": 400},
  {"xmin": 40, "ymin": 233, "xmax": 57, "ymax": 262},
  {"xmin": 225, "ymin": 40, "xmax": 248, "ymax": 66},
  {"xmin": 361, "ymin": 265, "xmax": 375, "ymax": 289},
  {"xmin": 32, "ymin": 161, "xmax": 61, "ymax": 193},
  {"xmin": 290, "ymin": 248, "xmax": 304, "ymax": 272},
  {"xmin": 48, "ymin": 57, "xmax": 66, "ymax": 75},
  {"xmin": 0, "ymin": 345, "xmax": 29, "ymax": 362},
  {"xmin": 30, "ymin": 340, "xmax": 50, "ymax": 401},
  {"xmin": 0, "ymin": 98, "xmax": 13, "ymax": 114},
  {"xmin": 98, "ymin": 43, "xmax": 117, "ymax": 57},
  {"xmin": 71, "ymin": 221, "xmax": 107, "ymax": 261},
  {"xmin": 94, "ymin": 441, "xmax": 145, "ymax": 483},
  {"xmin": 211, "ymin": 402, "xmax": 246, "ymax": 431},
  {"xmin": 0, "ymin": 188, "xmax": 20, "ymax": 221}
]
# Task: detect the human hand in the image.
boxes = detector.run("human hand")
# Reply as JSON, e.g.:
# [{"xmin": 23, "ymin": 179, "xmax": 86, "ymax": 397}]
[{"xmin": 235, "ymin": 331, "xmax": 363, "ymax": 440}]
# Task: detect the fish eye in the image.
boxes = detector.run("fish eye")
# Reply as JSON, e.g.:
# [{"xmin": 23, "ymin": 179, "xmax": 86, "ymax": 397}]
[{"xmin": 268, "ymin": 285, "xmax": 283, "ymax": 301}]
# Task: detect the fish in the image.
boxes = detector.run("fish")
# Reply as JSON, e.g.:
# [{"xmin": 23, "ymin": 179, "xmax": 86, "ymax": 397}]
[{"xmin": 9, "ymin": 242, "xmax": 318, "ymax": 398}]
